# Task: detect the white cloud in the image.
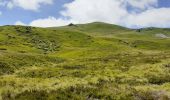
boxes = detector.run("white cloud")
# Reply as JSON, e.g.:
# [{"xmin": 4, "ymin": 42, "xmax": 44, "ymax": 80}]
[
  {"xmin": 15, "ymin": 21, "xmax": 26, "ymax": 26},
  {"xmin": 61, "ymin": 0, "xmax": 128, "ymax": 24},
  {"xmin": 125, "ymin": 8, "xmax": 170, "ymax": 28},
  {"xmin": 60, "ymin": 0, "xmax": 160, "ymax": 27},
  {"xmin": 59, "ymin": 0, "xmax": 170, "ymax": 28},
  {"xmin": 29, "ymin": 17, "xmax": 74, "ymax": 27},
  {"xmin": 0, "ymin": 11, "xmax": 2, "ymax": 15},
  {"xmin": 6, "ymin": 0, "xmax": 53, "ymax": 11},
  {"xmin": 126, "ymin": 0, "xmax": 158, "ymax": 10},
  {"xmin": 14, "ymin": 0, "xmax": 170, "ymax": 28}
]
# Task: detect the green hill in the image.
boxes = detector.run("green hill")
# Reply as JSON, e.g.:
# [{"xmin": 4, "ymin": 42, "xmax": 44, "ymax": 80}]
[{"xmin": 1, "ymin": 22, "xmax": 170, "ymax": 100}]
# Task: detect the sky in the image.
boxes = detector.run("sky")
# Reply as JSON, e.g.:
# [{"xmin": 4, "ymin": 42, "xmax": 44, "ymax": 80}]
[{"xmin": 0, "ymin": 0, "xmax": 170, "ymax": 28}]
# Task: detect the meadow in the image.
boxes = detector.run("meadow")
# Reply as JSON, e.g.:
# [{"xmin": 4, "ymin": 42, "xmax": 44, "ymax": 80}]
[{"xmin": 0, "ymin": 22, "xmax": 170, "ymax": 100}]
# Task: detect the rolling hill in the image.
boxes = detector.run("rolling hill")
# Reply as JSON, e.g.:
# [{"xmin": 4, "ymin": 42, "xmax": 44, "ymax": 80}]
[{"xmin": 0, "ymin": 22, "xmax": 170, "ymax": 100}]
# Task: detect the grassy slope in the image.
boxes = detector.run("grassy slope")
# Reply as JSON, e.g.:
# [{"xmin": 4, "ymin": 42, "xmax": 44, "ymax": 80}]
[{"xmin": 1, "ymin": 22, "xmax": 170, "ymax": 99}]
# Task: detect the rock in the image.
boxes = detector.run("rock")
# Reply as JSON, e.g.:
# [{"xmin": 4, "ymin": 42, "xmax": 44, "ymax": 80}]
[{"xmin": 155, "ymin": 33, "xmax": 169, "ymax": 38}]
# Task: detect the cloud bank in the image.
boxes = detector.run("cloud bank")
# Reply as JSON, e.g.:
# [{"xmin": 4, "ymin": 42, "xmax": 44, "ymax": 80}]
[{"xmin": 8, "ymin": 0, "xmax": 170, "ymax": 28}]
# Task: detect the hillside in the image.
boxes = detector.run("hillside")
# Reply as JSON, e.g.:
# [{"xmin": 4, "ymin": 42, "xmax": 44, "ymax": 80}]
[{"xmin": 1, "ymin": 22, "xmax": 170, "ymax": 100}]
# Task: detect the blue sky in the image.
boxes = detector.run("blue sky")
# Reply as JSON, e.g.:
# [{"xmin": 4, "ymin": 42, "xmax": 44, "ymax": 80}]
[
  {"xmin": 0, "ymin": 0, "xmax": 72, "ymax": 25},
  {"xmin": 0, "ymin": 0, "xmax": 170, "ymax": 28}
]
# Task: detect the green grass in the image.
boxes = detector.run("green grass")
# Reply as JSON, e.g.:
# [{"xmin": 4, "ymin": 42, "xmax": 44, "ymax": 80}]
[{"xmin": 1, "ymin": 22, "xmax": 170, "ymax": 100}]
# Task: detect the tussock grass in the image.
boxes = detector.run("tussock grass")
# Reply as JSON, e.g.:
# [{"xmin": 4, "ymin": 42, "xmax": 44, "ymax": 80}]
[{"xmin": 1, "ymin": 23, "xmax": 170, "ymax": 99}]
